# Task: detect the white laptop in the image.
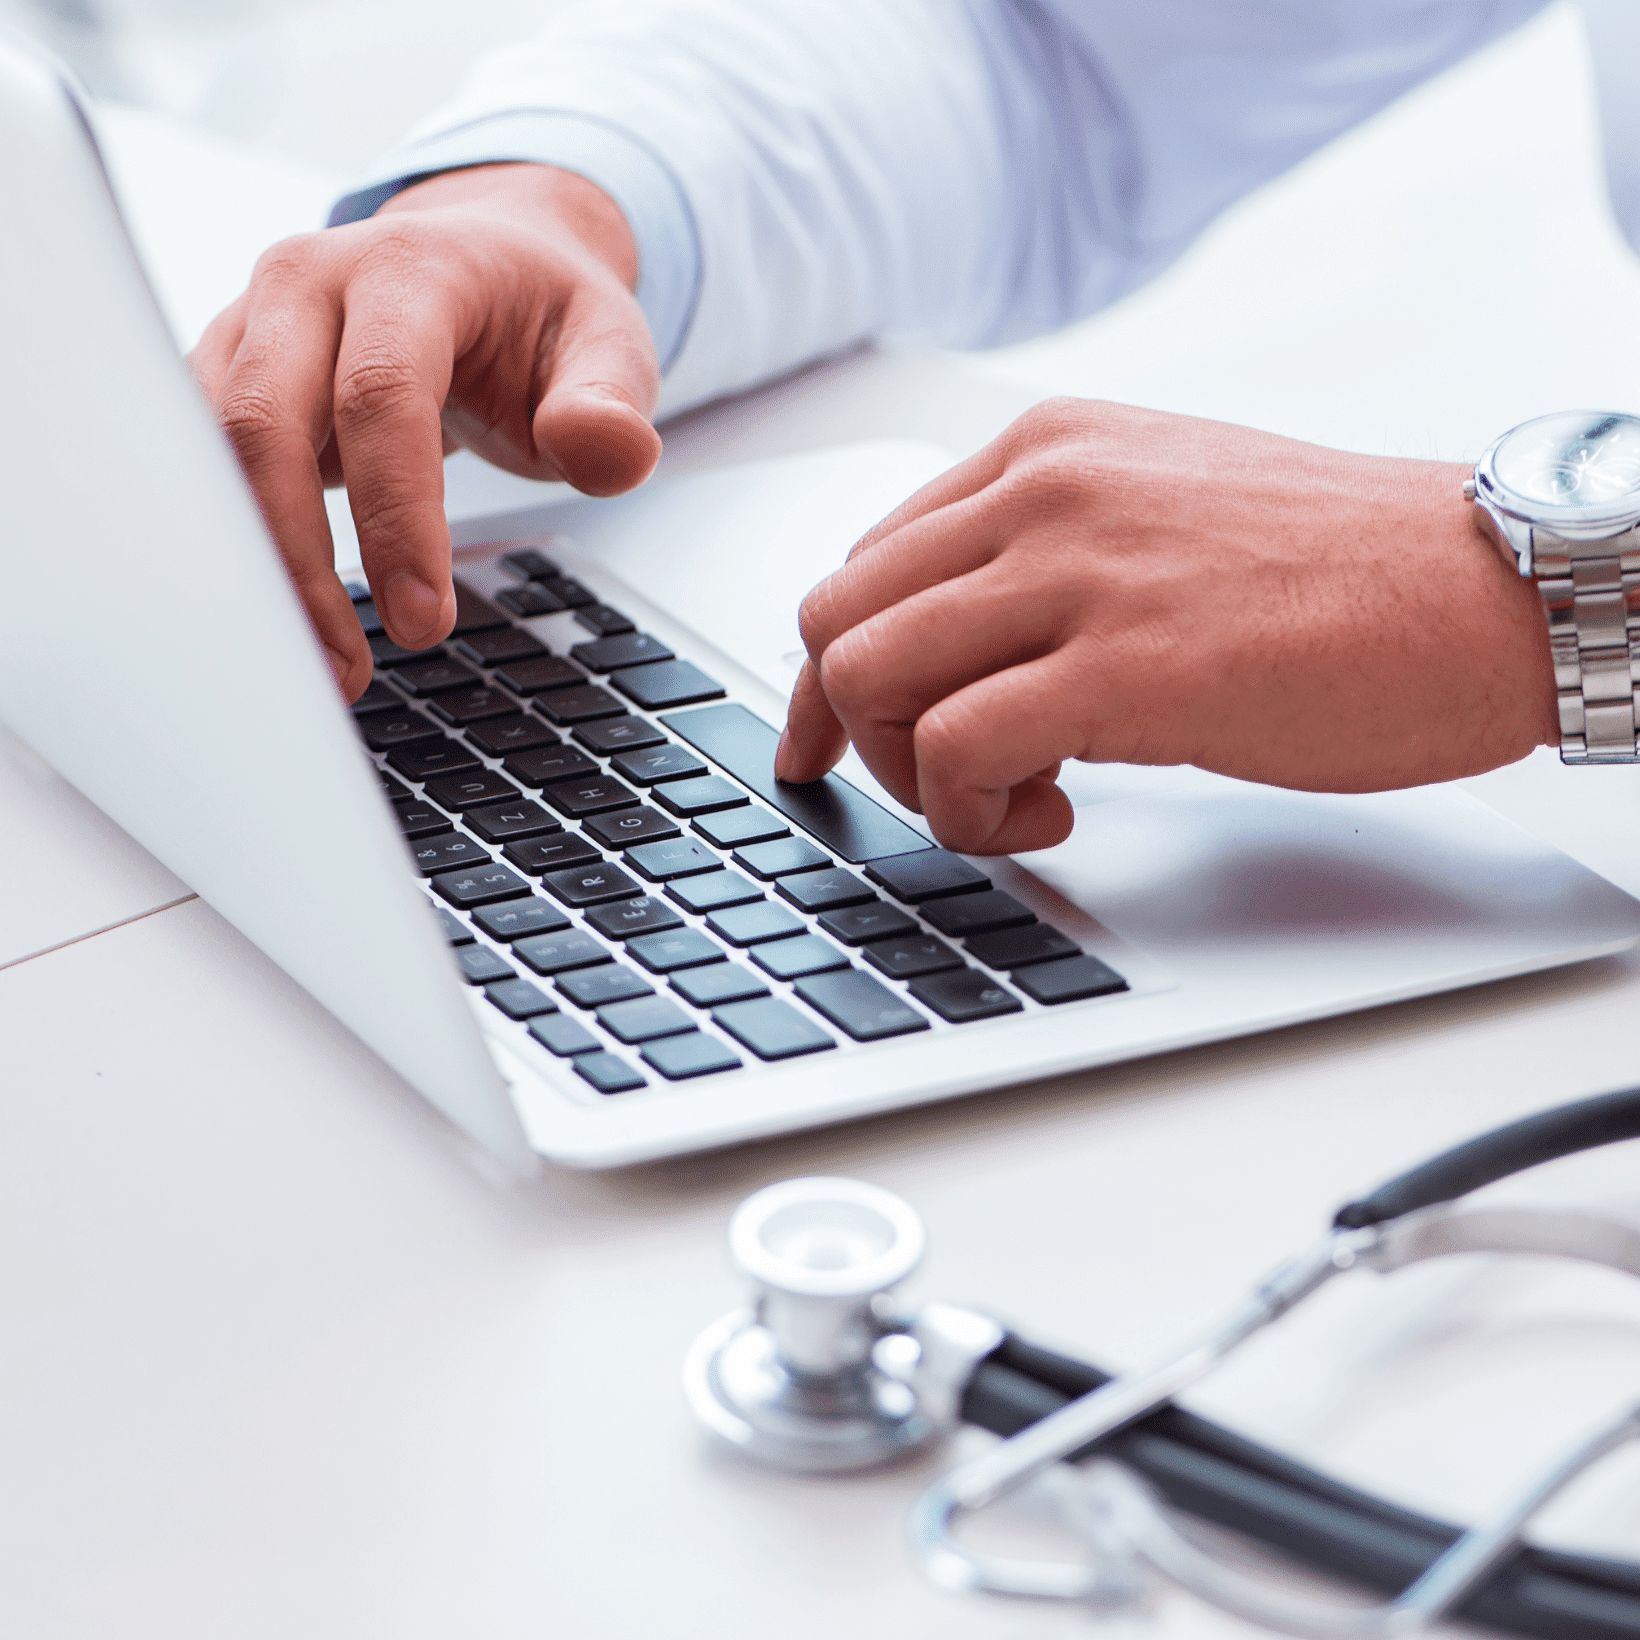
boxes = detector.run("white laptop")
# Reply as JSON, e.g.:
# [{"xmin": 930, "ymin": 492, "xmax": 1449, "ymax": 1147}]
[{"xmin": 4, "ymin": 33, "xmax": 1639, "ymax": 1172}]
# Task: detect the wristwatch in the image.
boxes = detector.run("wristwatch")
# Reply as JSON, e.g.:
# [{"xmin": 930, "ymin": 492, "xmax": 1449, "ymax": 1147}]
[{"xmin": 1468, "ymin": 410, "xmax": 1640, "ymax": 763}]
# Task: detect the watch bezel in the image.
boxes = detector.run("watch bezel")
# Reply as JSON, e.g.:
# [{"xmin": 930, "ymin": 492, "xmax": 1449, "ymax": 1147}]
[{"xmin": 1474, "ymin": 411, "xmax": 1640, "ymax": 541}]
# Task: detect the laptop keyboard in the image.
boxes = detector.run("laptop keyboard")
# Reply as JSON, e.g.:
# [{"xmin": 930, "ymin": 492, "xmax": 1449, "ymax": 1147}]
[{"xmin": 346, "ymin": 550, "xmax": 1129, "ymax": 1096}]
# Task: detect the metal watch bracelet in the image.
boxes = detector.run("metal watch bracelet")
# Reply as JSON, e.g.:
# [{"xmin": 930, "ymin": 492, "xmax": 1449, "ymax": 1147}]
[{"xmin": 1531, "ymin": 525, "xmax": 1640, "ymax": 762}]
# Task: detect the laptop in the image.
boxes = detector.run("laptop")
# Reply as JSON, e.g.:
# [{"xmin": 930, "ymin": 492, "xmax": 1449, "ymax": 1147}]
[{"xmin": 5, "ymin": 32, "xmax": 1639, "ymax": 1172}]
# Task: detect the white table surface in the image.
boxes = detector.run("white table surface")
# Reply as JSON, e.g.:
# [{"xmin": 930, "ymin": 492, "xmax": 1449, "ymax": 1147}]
[{"xmin": 8, "ymin": 9, "xmax": 1640, "ymax": 1636}]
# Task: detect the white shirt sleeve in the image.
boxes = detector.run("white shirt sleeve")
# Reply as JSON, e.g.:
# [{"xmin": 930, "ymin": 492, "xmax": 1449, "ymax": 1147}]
[{"xmin": 329, "ymin": 0, "xmax": 1549, "ymax": 419}]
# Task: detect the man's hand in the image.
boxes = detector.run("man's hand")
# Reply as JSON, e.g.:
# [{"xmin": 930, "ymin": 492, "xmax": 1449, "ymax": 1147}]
[
  {"xmin": 776, "ymin": 399, "xmax": 1558, "ymax": 855},
  {"xmin": 190, "ymin": 164, "xmax": 660, "ymax": 699}
]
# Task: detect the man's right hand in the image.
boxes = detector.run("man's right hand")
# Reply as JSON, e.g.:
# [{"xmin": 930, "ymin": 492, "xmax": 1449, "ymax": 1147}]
[{"xmin": 189, "ymin": 163, "xmax": 661, "ymax": 700}]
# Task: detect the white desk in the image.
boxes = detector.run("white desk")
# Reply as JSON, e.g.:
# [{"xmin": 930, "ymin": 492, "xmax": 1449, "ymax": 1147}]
[{"xmin": 7, "ymin": 10, "xmax": 1640, "ymax": 1636}]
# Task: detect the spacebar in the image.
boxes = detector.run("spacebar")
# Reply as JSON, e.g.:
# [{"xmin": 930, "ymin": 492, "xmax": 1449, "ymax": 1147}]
[{"xmin": 659, "ymin": 703, "xmax": 931, "ymax": 865}]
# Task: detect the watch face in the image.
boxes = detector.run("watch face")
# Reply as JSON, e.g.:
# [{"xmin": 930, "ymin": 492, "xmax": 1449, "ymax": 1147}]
[{"xmin": 1491, "ymin": 411, "xmax": 1640, "ymax": 510}]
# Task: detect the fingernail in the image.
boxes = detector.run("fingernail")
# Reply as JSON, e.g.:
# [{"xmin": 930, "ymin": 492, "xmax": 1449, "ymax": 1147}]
[
  {"xmin": 774, "ymin": 727, "xmax": 795, "ymax": 781},
  {"xmin": 384, "ymin": 571, "xmax": 443, "ymax": 645}
]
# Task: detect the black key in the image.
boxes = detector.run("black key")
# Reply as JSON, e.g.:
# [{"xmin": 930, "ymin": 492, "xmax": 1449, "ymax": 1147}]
[
  {"xmin": 612, "ymin": 659, "xmax": 726, "ymax": 710},
  {"xmin": 628, "ymin": 928, "xmax": 725, "ymax": 974},
  {"xmin": 424, "ymin": 770, "xmax": 521, "ymax": 811},
  {"xmin": 706, "ymin": 902, "xmax": 806, "ymax": 947},
  {"xmin": 596, "ymin": 994, "xmax": 694, "ymax": 1044},
  {"xmin": 575, "ymin": 1051, "xmax": 648, "ymax": 1092},
  {"xmin": 693, "ymin": 807, "xmax": 791, "ymax": 849},
  {"xmin": 455, "ymin": 628, "xmax": 550, "ymax": 668},
  {"xmin": 817, "ymin": 901, "xmax": 919, "ymax": 947},
  {"xmin": 472, "ymin": 898, "xmax": 572, "ymax": 941},
  {"xmin": 865, "ymin": 848, "xmax": 992, "ymax": 903},
  {"xmin": 360, "ymin": 708, "xmax": 442, "ymax": 751},
  {"xmin": 571, "ymin": 632, "xmax": 675, "ymax": 672},
  {"xmin": 584, "ymin": 806, "xmax": 681, "ymax": 850},
  {"xmin": 712, "ymin": 997, "xmax": 835, "ymax": 1061},
  {"xmin": 450, "ymin": 580, "xmax": 511, "ymax": 633},
  {"xmin": 965, "ymin": 924, "xmax": 1082, "ymax": 970},
  {"xmin": 732, "ymin": 837, "xmax": 831, "ymax": 880},
  {"xmin": 496, "ymin": 582, "xmax": 567, "ymax": 617},
  {"xmin": 499, "ymin": 547, "xmax": 560, "ymax": 581},
  {"xmin": 666, "ymin": 870, "xmax": 763, "ymax": 914},
  {"xmin": 863, "ymin": 933, "xmax": 964, "ymax": 980},
  {"xmin": 908, "ymin": 968, "xmax": 1024, "ymax": 1023},
  {"xmin": 503, "ymin": 746, "xmax": 597, "ymax": 789},
  {"xmin": 392, "ymin": 656, "xmax": 484, "ymax": 697},
  {"xmin": 795, "ymin": 970, "xmax": 930, "ymax": 1042},
  {"xmin": 543, "ymin": 861, "xmax": 644, "ymax": 907},
  {"xmin": 642, "ymin": 1032, "xmax": 743, "ymax": 1080},
  {"xmin": 465, "ymin": 714, "xmax": 561, "ymax": 758},
  {"xmin": 427, "ymin": 685, "xmax": 522, "ymax": 726},
  {"xmin": 514, "ymin": 929, "xmax": 611, "ymax": 976},
  {"xmin": 574, "ymin": 602, "xmax": 635, "ymax": 636},
  {"xmin": 376, "ymin": 769, "xmax": 411, "ymax": 802},
  {"xmin": 464, "ymin": 798, "xmax": 561, "ymax": 845},
  {"xmin": 387, "ymin": 741, "xmax": 483, "ymax": 781},
  {"xmin": 776, "ymin": 867, "xmax": 875, "ymax": 913},
  {"xmin": 529, "ymin": 1013, "xmax": 602, "ymax": 1056},
  {"xmin": 409, "ymin": 834, "xmax": 490, "ymax": 876},
  {"xmin": 368, "ymin": 631, "xmax": 425, "ymax": 669},
  {"xmin": 920, "ymin": 890, "xmax": 1037, "ymax": 938},
  {"xmin": 585, "ymin": 896, "xmax": 684, "ymax": 941},
  {"xmin": 493, "ymin": 655, "xmax": 587, "ymax": 695},
  {"xmin": 671, "ymin": 964, "xmax": 769, "ymax": 1007},
  {"xmin": 430, "ymin": 904, "xmax": 473, "ymax": 944},
  {"xmin": 541, "ymin": 774, "xmax": 641, "ymax": 819},
  {"xmin": 609, "ymin": 744, "xmax": 707, "ymax": 786},
  {"xmin": 1013, "ymin": 954, "xmax": 1128, "ymax": 1005},
  {"xmin": 626, "ymin": 837, "xmax": 721, "ymax": 882},
  {"xmin": 662, "ymin": 704, "xmax": 927, "ymax": 863},
  {"xmin": 431, "ymin": 862, "xmax": 532, "ymax": 909},
  {"xmin": 344, "ymin": 578, "xmax": 371, "ymax": 602},
  {"xmin": 455, "ymin": 944, "xmax": 516, "ymax": 985},
  {"xmin": 533, "ymin": 684, "xmax": 627, "ymax": 725},
  {"xmin": 504, "ymin": 833, "xmax": 602, "ymax": 875},
  {"xmin": 574, "ymin": 715, "xmax": 667, "ymax": 755},
  {"xmin": 485, "ymin": 978, "xmax": 558, "ymax": 1020},
  {"xmin": 393, "ymin": 799, "xmax": 454, "ymax": 840},
  {"xmin": 538, "ymin": 575, "xmax": 597, "ymax": 609},
  {"xmin": 751, "ymin": 934, "xmax": 850, "ymax": 981},
  {"xmin": 352, "ymin": 597, "xmax": 385, "ymax": 635},
  {"xmin": 557, "ymin": 963, "xmax": 654, "ymax": 1008},
  {"xmin": 652, "ymin": 775, "xmax": 747, "ymax": 817},
  {"xmin": 351, "ymin": 678, "xmax": 401, "ymax": 715}
]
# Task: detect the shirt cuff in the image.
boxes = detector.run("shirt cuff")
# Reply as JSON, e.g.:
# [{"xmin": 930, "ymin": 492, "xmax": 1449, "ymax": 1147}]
[{"xmin": 326, "ymin": 111, "xmax": 701, "ymax": 372}]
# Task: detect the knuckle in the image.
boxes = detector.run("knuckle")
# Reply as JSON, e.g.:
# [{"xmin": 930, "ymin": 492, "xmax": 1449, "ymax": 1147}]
[
  {"xmin": 796, "ymin": 582, "xmax": 839, "ymax": 655},
  {"xmin": 216, "ymin": 382, "xmax": 285, "ymax": 457},
  {"xmin": 912, "ymin": 705, "xmax": 966, "ymax": 769},
  {"xmin": 333, "ymin": 351, "xmax": 418, "ymax": 427},
  {"xmin": 816, "ymin": 637, "xmax": 869, "ymax": 714},
  {"xmin": 250, "ymin": 231, "xmax": 330, "ymax": 290}
]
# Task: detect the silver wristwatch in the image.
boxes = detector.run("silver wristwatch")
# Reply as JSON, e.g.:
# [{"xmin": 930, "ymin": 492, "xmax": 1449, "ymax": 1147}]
[{"xmin": 1468, "ymin": 410, "xmax": 1640, "ymax": 763}]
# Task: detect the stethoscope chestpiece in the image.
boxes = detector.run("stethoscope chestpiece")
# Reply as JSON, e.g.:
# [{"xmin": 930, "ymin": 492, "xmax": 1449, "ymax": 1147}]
[{"xmin": 684, "ymin": 1176, "xmax": 994, "ymax": 1473}]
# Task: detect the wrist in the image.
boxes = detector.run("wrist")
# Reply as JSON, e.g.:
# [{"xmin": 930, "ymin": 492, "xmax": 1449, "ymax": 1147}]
[
  {"xmin": 1431, "ymin": 457, "xmax": 1560, "ymax": 754},
  {"xmin": 380, "ymin": 162, "xmax": 638, "ymax": 291}
]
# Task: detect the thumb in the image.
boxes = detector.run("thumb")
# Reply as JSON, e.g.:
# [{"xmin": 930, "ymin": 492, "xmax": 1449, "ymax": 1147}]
[{"xmin": 533, "ymin": 287, "xmax": 662, "ymax": 497}]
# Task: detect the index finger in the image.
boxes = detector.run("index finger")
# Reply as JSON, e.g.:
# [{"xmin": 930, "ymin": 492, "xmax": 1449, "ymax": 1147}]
[
  {"xmin": 203, "ymin": 284, "xmax": 372, "ymax": 696},
  {"xmin": 330, "ymin": 285, "xmax": 459, "ymax": 650}
]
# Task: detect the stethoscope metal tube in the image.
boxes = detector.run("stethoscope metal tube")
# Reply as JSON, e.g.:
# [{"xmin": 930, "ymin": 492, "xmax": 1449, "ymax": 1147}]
[
  {"xmin": 907, "ymin": 1224, "xmax": 1370, "ymax": 1602},
  {"xmin": 687, "ymin": 1085, "xmax": 1640, "ymax": 1638}
]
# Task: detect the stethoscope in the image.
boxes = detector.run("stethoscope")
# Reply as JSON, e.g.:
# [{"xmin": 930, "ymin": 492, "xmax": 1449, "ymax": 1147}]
[{"xmin": 685, "ymin": 1085, "xmax": 1640, "ymax": 1639}]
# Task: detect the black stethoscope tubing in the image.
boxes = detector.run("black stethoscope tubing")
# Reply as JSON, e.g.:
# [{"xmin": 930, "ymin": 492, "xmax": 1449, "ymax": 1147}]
[{"xmin": 956, "ymin": 1085, "xmax": 1640, "ymax": 1640}]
